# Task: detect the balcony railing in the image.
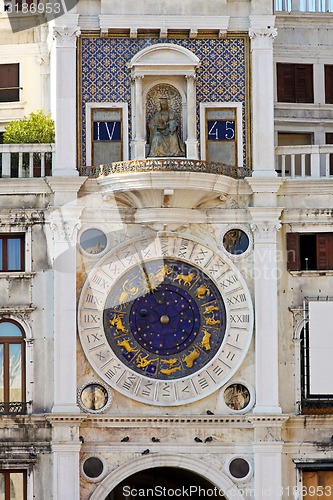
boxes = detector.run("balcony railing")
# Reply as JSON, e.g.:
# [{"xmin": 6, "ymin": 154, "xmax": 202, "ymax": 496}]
[
  {"xmin": 275, "ymin": 0, "xmax": 333, "ymax": 11},
  {"xmin": 79, "ymin": 159, "xmax": 251, "ymax": 179},
  {"xmin": 275, "ymin": 145, "xmax": 333, "ymax": 178},
  {"xmin": 0, "ymin": 143, "xmax": 54, "ymax": 178},
  {"xmin": 0, "ymin": 401, "xmax": 30, "ymax": 415}
]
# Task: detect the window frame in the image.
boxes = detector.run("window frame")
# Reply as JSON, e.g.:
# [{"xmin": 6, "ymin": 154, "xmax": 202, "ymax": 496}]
[
  {"xmin": 0, "ymin": 64, "xmax": 20, "ymax": 103},
  {"xmin": 325, "ymin": 65, "xmax": 333, "ymax": 104},
  {"xmin": 0, "ymin": 319, "xmax": 26, "ymax": 415},
  {"xmin": 0, "ymin": 469, "xmax": 27, "ymax": 500},
  {"xmin": 85, "ymin": 102, "xmax": 129, "ymax": 166},
  {"xmin": 300, "ymin": 298, "xmax": 333, "ymax": 413},
  {"xmin": 0, "ymin": 233, "xmax": 25, "ymax": 272},
  {"xmin": 199, "ymin": 102, "xmax": 243, "ymax": 167},
  {"xmin": 287, "ymin": 232, "xmax": 333, "ymax": 272},
  {"xmin": 277, "ymin": 63, "xmax": 314, "ymax": 103}
]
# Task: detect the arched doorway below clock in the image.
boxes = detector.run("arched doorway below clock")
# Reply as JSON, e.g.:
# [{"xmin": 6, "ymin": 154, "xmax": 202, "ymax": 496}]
[{"xmin": 104, "ymin": 467, "xmax": 227, "ymax": 499}]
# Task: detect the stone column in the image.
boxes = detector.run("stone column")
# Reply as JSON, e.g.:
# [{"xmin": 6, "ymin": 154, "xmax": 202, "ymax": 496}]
[
  {"xmin": 249, "ymin": 17, "xmax": 277, "ymax": 177},
  {"xmin": 47, "ymin": 178, "xmax": 85, "ymax": 414},
  {"xmin": 50, "ymin": 19, "xmax": 80, "ymax": 175},
  {"xmin": 185, "ymin": 75, "xmax": 199, "ymax": 159},
  {"xmin": 249, "ymin": 206, "xmax": 283, "ymax": 414},
  {"xmin": 248, "ymin": 416, "xmax": 288, "ymax": 500},
  {"xmin": 131, "ymin": 76, "xmax": 146, "ymax": 159},
  {"xmin": 47, "ymin": 416, "xmax": 85, "ymax": 500}
]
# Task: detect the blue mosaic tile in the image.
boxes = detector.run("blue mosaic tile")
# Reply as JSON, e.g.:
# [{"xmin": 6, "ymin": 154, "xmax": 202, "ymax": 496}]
[{"xmin": 79, "ymin": 36, "xmax": 249, "ymax": 167}]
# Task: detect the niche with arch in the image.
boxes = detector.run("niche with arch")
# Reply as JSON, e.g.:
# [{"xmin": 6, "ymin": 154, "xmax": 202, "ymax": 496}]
[{"xmin": 128, "ymin": 43, "xmax": 200, "ymax": 160}]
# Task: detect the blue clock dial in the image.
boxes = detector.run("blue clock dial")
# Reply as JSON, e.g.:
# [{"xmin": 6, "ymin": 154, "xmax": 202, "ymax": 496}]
[{"xmin": 103, "ymin": 258, "xmax": 226, "ymax": 380}]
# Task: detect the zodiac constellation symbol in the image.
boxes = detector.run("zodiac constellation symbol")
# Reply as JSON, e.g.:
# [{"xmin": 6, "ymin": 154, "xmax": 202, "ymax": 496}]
[
  {"xmin": 195, "ymin": 285, "xmax": 210, "ymax": 299},
  {"xmin": 183, "ymin": 348, "xmax": 200, "ymax": 368},
  {"xmin": 200, "ymin": 329, "xmax": 212, "ymax": 351},
  {"xmin": 136, "ymin": 354, "xmax": 158, "ymax": 369},
  {"xmin": 174, "ymin": 272, "xmax": 195, "ymax": 286},
  {"xmin": 117, "ymin": 338, "xmax": 138, "ymax": 353},
  {"xmin": 109, "ymin": 315, "xmax": 129, "ymax": 334},
  {"xmin": 118, "ymin": 280, "xmax": 139, "ymax": 305}
]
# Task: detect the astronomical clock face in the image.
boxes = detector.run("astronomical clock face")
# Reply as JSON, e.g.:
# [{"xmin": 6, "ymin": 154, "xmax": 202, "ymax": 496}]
[{"xmin": 78, "ymin": 234, "xmax": 253, "ymax": 406}]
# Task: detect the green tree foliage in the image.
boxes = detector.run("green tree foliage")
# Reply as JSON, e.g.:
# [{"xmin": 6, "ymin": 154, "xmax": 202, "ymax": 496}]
[{"xmin": 3, "ymin": 110, "xmax": 55, "ymax": 144}]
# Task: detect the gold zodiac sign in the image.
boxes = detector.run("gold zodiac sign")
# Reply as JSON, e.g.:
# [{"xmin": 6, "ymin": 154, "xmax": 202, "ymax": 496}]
[
  {"xmin": 205, "ymin": 316, "xmax": 220, "ymax": 326},
  {"xmin": 136, "ymin": 354, "xmax": 158, "ymax": 369},
  {"xmin": 161, "ymin": 358, "xmax": 178, "ymax": 366},
  {"xmin": 118, "ymin": 280, "xmax": 139, "ymax": 305},
  {"xmin": 182, "ymin": 348, "xmax": 200, "ymax": 368},
  {"xmin": 203, "ymin": 305, "xmax": 219, "ymax": 315},
  {"xmin": 195, "ymin": 285, "xmax": 210, "ymax": 299},
  {"xmin": 175, "ymin": 272, "xmax": 195, "ymax": 286},
  {"xmin": 117, "ymin": 338, "xmax": 138, "ymax": 353},
  {"xmin": 200, "ymin": 329, "xmax": 211, "ymax": 351},
  {"xmin": 160, "ymin": 366, "xmax": 181, "ymax": 375},
  {"xmin": 109, "ymin": 315, "xmax": 128, "ymax": 334}
]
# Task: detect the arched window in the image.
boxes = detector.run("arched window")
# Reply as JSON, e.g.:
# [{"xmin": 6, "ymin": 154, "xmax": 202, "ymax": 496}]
[{"xmin": 0, "ymin": 320, "xmax": 26, "ymax": 414}]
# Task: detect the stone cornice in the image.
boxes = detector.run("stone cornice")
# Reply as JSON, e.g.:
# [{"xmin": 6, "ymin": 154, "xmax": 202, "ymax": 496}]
[
  {"xmin": 275, "ymin": 12, "xmax": 333, "ymax": 30},
  {"xmin": 81, "ymin": 415, "xmax": 253, "ymax": 428},
  {"xmin": 279, "ymin": 179, "xmax": 333, "ymax": 195},
  {"xmin": 98, "ymin": 15, "xmax": 230, "ymax": 37},
  {"xmin": 0, "ymin": 178, "xmax": 51, "ymax": 195}
]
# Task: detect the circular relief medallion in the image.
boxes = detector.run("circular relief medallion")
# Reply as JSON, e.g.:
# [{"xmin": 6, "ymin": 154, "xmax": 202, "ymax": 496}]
[
  {"xmin": 78, "ymin": 234, "xmax": 253, "ymax": 406},
  {"xmin": 78, "ymin": 382, "xmax": 111, "ymax": 413}
]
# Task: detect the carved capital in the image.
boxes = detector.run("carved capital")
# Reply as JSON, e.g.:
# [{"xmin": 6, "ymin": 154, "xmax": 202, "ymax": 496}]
[
  {"xmin": 50, "ymin": 218, "xmax": 80, "ymax": 243},
  {"xmin": 185, "ymin": 75, "xmax": 197, "ymax": 83},
  {"xmin": 53, "ymin": 27, "xmax": 81, "ymax": 48},
  {"xmin": 249, "ymin": 27, "xmax": 277, "ymax": 40},
  {"xmin": 251, "ymin": 221, "xmax": 281, "ymax": 242}
]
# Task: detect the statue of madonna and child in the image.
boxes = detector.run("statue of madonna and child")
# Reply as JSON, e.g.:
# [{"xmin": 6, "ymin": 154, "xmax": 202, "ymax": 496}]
[{"xmin": 147, "ymin": 99, "xmax": 185, "ymax": 158}]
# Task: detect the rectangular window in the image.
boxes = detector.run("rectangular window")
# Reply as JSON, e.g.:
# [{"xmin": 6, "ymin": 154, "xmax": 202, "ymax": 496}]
[
  {"xmin": 325, "ymin": 65, "xmax": 333, "ymax": 104},
  {"xmin": 326, "ymin": 133, "xmax": 333, "ymax": 175},
  {"xmin": 0, "ymin": 470, "xmax": 27, "ymax": 500},
  {"xmin": 277, "ymin": 63, "xmax": 314, "ymax": 103},
  {"xmin": 287, "ymin": 233, "xmax": 333, "ymax": 271},
  {"xmin": 0, "ymin": 64, "xmax": 19, "ymax": 103},
  {"xmin": 0, "ymin": 234, "xmax": 25, "ymax": 272},
  {"xmin": 199, "ymin": 103, "xmax": 243, "ymax": 167},
  {"xmin": 91, "ymin": 108, "xmax": 123, "ymax": 166},
  {"xmin": 206, "ymin": 108, "xmax": 237, "ymax": 166}
]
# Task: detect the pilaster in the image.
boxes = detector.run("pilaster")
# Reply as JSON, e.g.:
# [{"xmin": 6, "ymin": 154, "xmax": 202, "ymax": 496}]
[
  {"xmin": 248, "ymin": 416, "xmax": 289, "ymax": 500},
  {"xmin": 47, "ymin": 415, "xmax": 86, "ymax": 500},
  {"xmin": 249, "ymin": 207, "xmax": 283, "ymax": 414},
  {"xmin": 131, "ymin": 76, "xmax": 146, "ymax": 159},
  {"xmin": 46, "ymin": 178, "xmax": 85, "ymax": 414},
  {"xmin": 50, "ymin": 18, "xmax": 80, "ymax": 175},
  {"xmin": 249, "ymin": 16, "xmax": 277, "ymax": 177},
  {"xmin": 185, "ymin": 75, "xmax": 199, "ymax": 159}
]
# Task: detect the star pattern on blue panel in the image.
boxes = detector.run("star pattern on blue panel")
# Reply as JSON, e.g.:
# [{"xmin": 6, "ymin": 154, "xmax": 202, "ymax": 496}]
[{"xmin": 79, "ymin": 36, "xmax": 249, "ymax": 167}]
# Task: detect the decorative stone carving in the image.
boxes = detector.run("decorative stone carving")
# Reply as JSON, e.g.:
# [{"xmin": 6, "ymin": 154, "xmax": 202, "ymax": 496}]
[
  {"xmin": 249, "ymin": 27, "xmax": 278, "ymax": 40},
  {"xmin": 50, "ymin": 219, "xmax": 80, "ymax": 243},
  {"xmin": 53, "ymin": 27, "xmax": 81, "ymax": 48},
  {"xmin": 250, "ymin": 221, "xmax": 282, "ymax": 242},
  {"xmin": 147, "ymin": 98, "xmax": 185, "ymax": 158}
]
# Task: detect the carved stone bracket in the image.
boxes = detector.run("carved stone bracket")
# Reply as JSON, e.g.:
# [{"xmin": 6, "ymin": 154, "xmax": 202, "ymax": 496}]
[{"xmin": 53, "ymin": 27, "xmax": 81, "ymax": 48}]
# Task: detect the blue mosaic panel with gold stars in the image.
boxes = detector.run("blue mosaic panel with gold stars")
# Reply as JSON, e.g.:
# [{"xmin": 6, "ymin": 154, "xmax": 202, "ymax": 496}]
[
  {"xmin": 103, "ymin": 259, "xmax": 226, "ymax": 380},
  {"xmin": 79, "ymin": 35, "xmax": 249, "ymax": 167}
]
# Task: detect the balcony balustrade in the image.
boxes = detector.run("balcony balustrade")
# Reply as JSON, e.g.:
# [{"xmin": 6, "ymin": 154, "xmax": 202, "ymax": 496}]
[
  {"xmin": 275, "ymin": 0, "xmax": 333, "ymax": 11},
  {"xmin": 0, "ymin": 143, "xmax": 54, "ymax": 178},
  {"xmin": 275, "ymin": 145, "xmax": 333, "ymax": 178}
]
